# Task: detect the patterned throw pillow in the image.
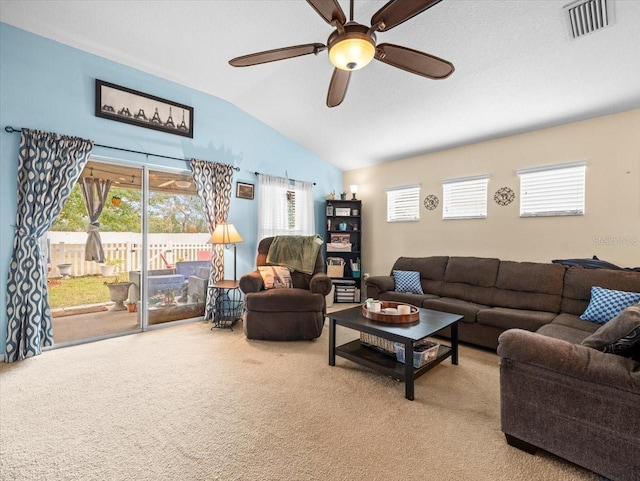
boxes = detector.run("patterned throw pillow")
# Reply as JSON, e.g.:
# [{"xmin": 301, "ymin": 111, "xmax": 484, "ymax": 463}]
[
  {"xmin": 582, "ymin": 303, "xmax": 640, "ymax": 349},
  {"xmin": 392, "ymin": 270, "xmax": 423, "ymax": 294},
  {"xmin": 600, "ymin": 325, "xmax": 640, "ymax": 362},
  {"xmin": 258, "ymin": 266, "xmax": 292, "ymax": 289},
  {"xmin": 580, "ymin": 286, "xmax": 640, "ymax": 324}
]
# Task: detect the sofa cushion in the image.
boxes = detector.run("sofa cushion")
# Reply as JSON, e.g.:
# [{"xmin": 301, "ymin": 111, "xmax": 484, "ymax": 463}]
[
  {"xmin": 560, "ymin": 266, "xmax": 640, "ymax": 315},
  {"xmin": 444, "ymin": 256, "xmax": 500, "ymax": 286},
  {"xmin": 580, "ymin": 286, "xmax": 640, "ymax": 324},
  {"xmin": 477, "ymin": 307, "xmax": 556, "ymax": 332},
  {"xmin": 379, "ymin": 291, "xmax": 438, "ymax": 305},
  {"xmin": 492, "ymin": 261, "xmax": 564, "ymax": 312},
  {"xmin": 392, "ymin": 270, "xmax": 423, "ymax": 294},
  {"xmin": 245, "ymin": 288, "xmax": 324, "ymax": 312},
  {"xmin": 440, "ymin": 257, "xmax": 499, "ymax": 305},
  {"xmin": 391, "ymin": 256, "xmax": 448, "ymax": 296},
  {"xmin": 536, "ymin": 323, "xmax": 593, "ymax": 344},
  {"xmin": 422, "ymin": 297, "xmax": 488, "ymax": 324},
  {"xmin": 582, "ymin": 303, "xmax": 640, "ymax": 349},
  {"xmin": 550, "ymin": 313, "xmax": 601, "ymax": 333},
  {"xmin": 258, "ymin": 266, "xmax": 292, "ymax": 289}
]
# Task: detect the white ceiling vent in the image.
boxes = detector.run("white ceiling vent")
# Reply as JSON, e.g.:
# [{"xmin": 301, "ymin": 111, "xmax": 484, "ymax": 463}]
[{"xmin": 564, "ymin": 0, "xmax": 615, "ymax": 40}]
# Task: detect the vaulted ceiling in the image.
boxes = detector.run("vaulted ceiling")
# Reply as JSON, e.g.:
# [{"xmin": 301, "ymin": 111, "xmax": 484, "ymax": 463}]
[{"xmin": 2, "ymin": 0, "xmax": 639, "ymax": 171}]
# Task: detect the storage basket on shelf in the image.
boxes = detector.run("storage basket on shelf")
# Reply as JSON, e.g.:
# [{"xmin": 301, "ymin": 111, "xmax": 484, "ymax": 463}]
[
  {"xmin": 326, "ymin": 257, "xmax": 345, "ymax": 278},
  {"xmin": 394, "ymin": 341, "xmax": 440, "ymax": 368},
  {"xmin": 360, "ymin": 332, "xmax": 396, "ymax": 356}
]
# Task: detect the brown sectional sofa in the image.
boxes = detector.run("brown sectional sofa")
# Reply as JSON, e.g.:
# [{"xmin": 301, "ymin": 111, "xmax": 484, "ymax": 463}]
[
  {"xmin": 366, "ymin": 256, "xmax": 640, "ymax": 480},
  {"xmin": 365, "ymin": 255, "xmax": 640, "ymax": 349}
]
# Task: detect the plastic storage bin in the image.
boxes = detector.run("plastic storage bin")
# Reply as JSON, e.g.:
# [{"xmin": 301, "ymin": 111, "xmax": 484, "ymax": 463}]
[{"xmin": 394, "ymin": 341, "xmax": 439, "ymax": 368}]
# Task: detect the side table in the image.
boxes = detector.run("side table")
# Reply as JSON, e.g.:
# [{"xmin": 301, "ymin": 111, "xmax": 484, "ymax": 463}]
[{"xmin": 208, "ymin": 280, "xmax": 243, "ymax": 329}]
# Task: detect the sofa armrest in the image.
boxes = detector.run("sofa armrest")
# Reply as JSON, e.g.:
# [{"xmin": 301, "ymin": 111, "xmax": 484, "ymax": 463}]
[
  {"xmin": 239, "ymin": 271, "xmax": 263, "ymax": 294},
  {"xmin": 309, "ymin": 272, "xmax": 332, "ymax": 297},
  {"xmin": 497, "ymin": 329, "xmax": 640, "ymax": 393},
  {"xmin": 365, "ymin": 275, "xmax": 395, "ymax": 299}
]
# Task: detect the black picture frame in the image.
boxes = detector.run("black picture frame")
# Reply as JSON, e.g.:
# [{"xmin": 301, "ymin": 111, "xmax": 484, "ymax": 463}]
[
  {"xmin": 236, "ymin": 182, "xmax": 254, "ymax": 200},
  {"xmin": 95, "ymin": 79, "xmax": 194, "ymax": 138}
]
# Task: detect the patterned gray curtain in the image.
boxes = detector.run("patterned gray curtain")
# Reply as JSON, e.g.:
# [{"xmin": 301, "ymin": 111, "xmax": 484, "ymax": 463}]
[
  {"xmin": 5, "ymin": 129, "xmax": 94, "ymax": 362},
  {"xmin": 80, "ymin": 177, "xmax": 111, "ymax": 263},
  {"xmin": 189, "ymin": 159, "xmax": 234, "ymax": 320}
]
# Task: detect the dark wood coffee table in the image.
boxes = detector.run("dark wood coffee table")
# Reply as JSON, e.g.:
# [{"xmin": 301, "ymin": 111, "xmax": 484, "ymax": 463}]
[{"xmin": 328, "ymin": 306, "xmax": 462, "ymax": 400}]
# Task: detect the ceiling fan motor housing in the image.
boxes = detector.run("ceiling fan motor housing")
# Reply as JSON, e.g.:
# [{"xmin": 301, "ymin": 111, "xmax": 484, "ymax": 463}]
[{"xmin": 328, "ymin": 22, "xmax": 376, "ymax": 71}]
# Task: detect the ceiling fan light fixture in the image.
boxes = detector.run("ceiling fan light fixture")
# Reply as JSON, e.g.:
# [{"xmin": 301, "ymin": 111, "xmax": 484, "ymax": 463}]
[{"xmin": 328, "ymin": 31, "xmax": 375, "ymax": 71}]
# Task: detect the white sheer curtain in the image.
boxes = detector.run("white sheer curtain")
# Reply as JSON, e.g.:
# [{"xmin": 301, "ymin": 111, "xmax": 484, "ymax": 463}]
[{"xmin": 258, "ymin": 174, "xmax": 315, "ymax": 241}]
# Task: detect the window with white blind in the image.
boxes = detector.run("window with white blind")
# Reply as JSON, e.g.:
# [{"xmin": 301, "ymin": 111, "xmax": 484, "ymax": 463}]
[
  {"xmin": 386, "ymin": 184, "xmax": 420, "ymax": 222},
  {"xmin": 442, "ymin": 175, "xmax": 489, "ymax": 220},
  {"xmin": 517, "ymin": 161, "xmax": 586, "ymax": 217}
]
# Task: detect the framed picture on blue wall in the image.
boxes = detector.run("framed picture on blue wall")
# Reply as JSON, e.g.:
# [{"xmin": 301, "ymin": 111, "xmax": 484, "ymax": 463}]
[
  {"xmin": 95, "ymin": 79, "xmax": 194, "ymax": 138},
  {"xmin": 236, "ymin": 182, "xmax": 254, "ymax": 200}
]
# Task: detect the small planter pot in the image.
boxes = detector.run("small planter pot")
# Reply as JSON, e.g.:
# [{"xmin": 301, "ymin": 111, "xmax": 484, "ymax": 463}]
[
  {"xmin": 57, "ymin": 263, "xmax": 72, "ymax": 278},
  {"xmin": 100, "ymin": 265, "xmax": 116, "ymax": 277},
  {"xmin": 106, "ymin": 282, "xmax": 132, "ymax": 311},
  {"xmin": 127, "ymin": 302, "xmax": 137, "ymax": 313}
]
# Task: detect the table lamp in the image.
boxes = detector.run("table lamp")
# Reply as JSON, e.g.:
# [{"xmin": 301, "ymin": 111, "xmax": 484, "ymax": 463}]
[{"xmin": 208, "ymin": 222, "xmax": 244, "ymax": 281}]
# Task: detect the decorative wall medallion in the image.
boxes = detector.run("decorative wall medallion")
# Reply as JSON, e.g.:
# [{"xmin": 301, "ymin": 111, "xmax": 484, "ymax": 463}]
[
  {"xmin": 494, "ymin": 187, "xmax": 515, "ymax": 206},
  {"xmin": 423, "ymin": 194, "xmax": 439, "ymax": 210}
]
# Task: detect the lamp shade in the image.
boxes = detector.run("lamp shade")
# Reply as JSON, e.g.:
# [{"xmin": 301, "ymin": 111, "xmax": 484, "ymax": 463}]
[
  {"xmin": 350, "ymin": 184, "xmax": 358, "ymax": 194},
  {"xmin": 208, "ymin": 223, "xmax": 244, "ymax": 245}
]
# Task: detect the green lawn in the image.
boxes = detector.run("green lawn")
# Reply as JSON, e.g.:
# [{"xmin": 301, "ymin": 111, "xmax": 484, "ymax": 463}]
[{"xmin": 48, "ymin": 275, "xmax": 111, "ymax": 309}]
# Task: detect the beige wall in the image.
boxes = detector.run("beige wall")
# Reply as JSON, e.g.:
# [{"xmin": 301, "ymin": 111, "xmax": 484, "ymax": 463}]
[{"xmin": 344, "ymin": 110, "xmax": 640, "ymax": 277}]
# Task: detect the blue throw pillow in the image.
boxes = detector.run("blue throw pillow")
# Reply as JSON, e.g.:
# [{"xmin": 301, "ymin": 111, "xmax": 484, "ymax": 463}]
[
  {"xmin": 392, "ymin": 270, "xmax": 423, "ymax": 294},
  {"xmin": 580, "ymin": 286, "xmax": 640, "ymax": 324}
]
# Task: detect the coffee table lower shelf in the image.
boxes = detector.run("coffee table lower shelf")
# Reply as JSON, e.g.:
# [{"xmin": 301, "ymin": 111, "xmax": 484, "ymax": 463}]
[{"xmin": 335, "ymin": 340, "xmax": 453, "ymax": 382}]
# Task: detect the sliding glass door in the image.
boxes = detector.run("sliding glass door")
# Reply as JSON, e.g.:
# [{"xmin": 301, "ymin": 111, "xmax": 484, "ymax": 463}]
[
  {"xmin": 144, "ymin": 169, "xmax": 210, "ymax": 326},
  {"xmin": 48, "ymin": 159, "xmax": 143, "ymax": 344},
  {"xmin": 47, "ymin": 159, "xmax": 208, "ymax": 346}
]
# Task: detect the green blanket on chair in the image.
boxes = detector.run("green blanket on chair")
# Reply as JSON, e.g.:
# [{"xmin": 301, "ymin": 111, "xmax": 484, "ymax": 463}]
[{"xmin": 266, "ymin": 235, "xmax": 324, "ymax": 275}]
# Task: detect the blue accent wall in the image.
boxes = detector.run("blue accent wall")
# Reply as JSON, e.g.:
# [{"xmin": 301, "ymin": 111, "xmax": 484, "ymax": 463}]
[{"xmin": 0, "ymin": 23, "xmax": 342, "ymax": 354}]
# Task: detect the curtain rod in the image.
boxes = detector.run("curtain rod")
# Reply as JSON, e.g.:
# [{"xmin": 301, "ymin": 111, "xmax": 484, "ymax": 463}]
[
  {"xmin": 254, "ymin": 171, "xmax": 316, "ymax": 185},
  {"xmin": 3, "ymin": 126, "xmax": 240, "ymax": 171}
]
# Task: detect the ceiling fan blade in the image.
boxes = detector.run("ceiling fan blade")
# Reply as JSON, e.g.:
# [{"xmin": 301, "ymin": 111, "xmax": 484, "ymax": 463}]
[
  {"xmin": 375, "ymin": 43, "xmax": 454, "ymax": 79},
  {"xmin": 306, "ymin": 0, "xmax": 346, "ymax": 26},
  {"xmin": 371, "ymin": 0, "xmax": 443, "ymax": 31},
  {"xmin": 326, "ymin": 68, "xmax": 351, "ymax": 108},
  {"xmin": 229, "ymin": 43, "xmax": 326, "ymax": 67}
]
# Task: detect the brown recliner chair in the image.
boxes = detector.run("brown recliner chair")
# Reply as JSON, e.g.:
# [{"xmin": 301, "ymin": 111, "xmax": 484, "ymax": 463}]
[{"xmin": 239, "ymin": 236, "xmax": 332, "ymax": 341}]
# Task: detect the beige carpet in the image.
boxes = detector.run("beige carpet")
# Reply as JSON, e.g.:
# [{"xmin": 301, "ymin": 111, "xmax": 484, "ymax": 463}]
[{"xmin": 0, "ymin": 320, "xmax": 595, "ymax": 481}]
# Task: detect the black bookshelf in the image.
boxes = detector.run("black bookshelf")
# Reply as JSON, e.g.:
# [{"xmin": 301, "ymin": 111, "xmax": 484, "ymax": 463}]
[{"xmin": 325, "ymin": 199, "xmax": 362, "ymax": 303}]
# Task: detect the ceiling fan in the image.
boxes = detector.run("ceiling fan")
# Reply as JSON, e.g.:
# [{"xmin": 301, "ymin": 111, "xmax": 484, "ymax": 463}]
[{"xmin": 229, "ymin": 0, "xmax": 454, "ymax": 107}]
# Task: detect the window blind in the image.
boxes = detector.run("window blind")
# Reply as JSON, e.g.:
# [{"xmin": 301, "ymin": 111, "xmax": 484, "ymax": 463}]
[
  {"xmin": 517, "ymin": 162, "xmax": 586, "ymax": 217},
  {"xmin": 386, "ymin": 184, "xmax": 420, "ymax": 222},
  {"xmin": 442, "ymin": 175, "xmax": 489, "ymax": 220}
]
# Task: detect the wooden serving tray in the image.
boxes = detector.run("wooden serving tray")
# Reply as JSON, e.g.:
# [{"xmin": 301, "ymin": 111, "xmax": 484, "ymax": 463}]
[{"xmin": 362, "ymin": 301, "xmax": 420, "ymax": 324}]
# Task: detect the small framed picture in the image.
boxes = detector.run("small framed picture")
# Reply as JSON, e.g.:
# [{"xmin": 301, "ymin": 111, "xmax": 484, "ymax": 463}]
[
  {"xmin": 326, "ymin": 204, "xmax": 334, "ymax": 216},
  {"xmin": 236, "ymin": 182, "xmax": 254, "ymax": 200},
  {"xmin": 335, "ymin": 207, "xmax": 351, "ymax": 216}
]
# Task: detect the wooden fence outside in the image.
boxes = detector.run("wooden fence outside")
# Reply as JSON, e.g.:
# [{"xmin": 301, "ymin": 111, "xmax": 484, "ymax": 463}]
[{"xmin": 47, "ymin": 232, "xmax": 211, "ymax": 278}]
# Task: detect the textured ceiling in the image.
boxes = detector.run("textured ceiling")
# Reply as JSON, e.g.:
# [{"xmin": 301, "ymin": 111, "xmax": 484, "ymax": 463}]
[{"xmin": 2, "ymin": 0, "xmax": 639, "ymax": 171}]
